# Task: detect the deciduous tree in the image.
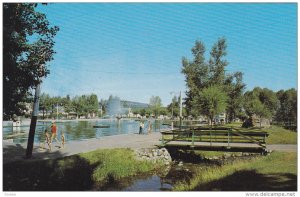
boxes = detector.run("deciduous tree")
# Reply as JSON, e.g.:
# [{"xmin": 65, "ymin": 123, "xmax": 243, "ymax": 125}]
[{"xmin": 3, "ymin": 3, "xmax": 59, "ymax": 120}]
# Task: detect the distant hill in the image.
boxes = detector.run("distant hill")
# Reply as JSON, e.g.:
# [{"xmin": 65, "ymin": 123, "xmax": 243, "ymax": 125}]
[{"xmin": 121, "ymin": 100, "xmax": 149, "ymax": 109}]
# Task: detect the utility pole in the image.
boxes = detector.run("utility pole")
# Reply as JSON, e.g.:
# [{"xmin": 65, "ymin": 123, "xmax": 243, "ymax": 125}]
[
  {"xmin": 25, "ymin": 53, "xmax": 45, "ymax": 159},
  {"xmin": 25, "ymin": 84, "xmax": 41, "ymax": 159}
]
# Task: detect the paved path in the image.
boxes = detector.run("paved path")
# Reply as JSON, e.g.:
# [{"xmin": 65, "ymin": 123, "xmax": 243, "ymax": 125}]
[
  {"xmin": 3, "ymin": 132, "xmax": 162, "ymax": 163},
  {"xmin": 266, "ymin": 144, "xmax": 297, "ymax": 152},
  {"xmin": 2, "ymin": 132, "xmax": 297, "ymax": 164}
]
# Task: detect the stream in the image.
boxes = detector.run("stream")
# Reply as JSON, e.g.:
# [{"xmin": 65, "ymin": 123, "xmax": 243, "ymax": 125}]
[{"xmin": 92, "ymin": 153, "xmax": 260, "ymax": 191}]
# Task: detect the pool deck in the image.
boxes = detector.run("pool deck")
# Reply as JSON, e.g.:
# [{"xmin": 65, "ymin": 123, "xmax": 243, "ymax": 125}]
[{"xmin": 3, "ymin": 132, "xmax": 163, "ymax": 163}]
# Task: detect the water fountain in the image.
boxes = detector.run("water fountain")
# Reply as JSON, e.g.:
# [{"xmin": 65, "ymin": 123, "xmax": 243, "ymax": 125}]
[{"xmin": 106, "ymin": 96, "xmax": 123, "ymax": 117}]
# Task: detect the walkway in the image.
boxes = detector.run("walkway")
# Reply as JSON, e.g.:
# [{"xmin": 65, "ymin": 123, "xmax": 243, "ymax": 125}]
[
  {"xmin": 3, "ymin": 132, "xmax": 162, "ymax": 164},
  {"xmin": 2, "ymin": 132, "xmax": 297, "ymax": 164}
]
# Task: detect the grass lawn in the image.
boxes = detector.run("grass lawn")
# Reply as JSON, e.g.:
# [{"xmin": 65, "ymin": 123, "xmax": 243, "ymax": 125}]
[
  {"xmin": 173, "ymin": 151, "xmax": 297, "ymax": 191},
  {"xmin": 3, "ymin": 148, "xmax": 162, "ymax": 191},
  {"xmin": 229, "ymin": 124, "xmax": 297, "ymax": 144}
]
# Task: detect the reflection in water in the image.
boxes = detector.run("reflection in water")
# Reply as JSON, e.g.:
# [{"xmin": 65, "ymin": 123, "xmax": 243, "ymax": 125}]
[
  {"xmin": 123, "ymin": 175, "xmax": 173, "ymax": 191},
  {"xmin": 3, "ymin": 119, "xmax": 169, "ymax": 144}
]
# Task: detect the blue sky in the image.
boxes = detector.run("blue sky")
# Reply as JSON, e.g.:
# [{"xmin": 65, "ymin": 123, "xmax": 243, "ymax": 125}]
[{"xmin": 37, "ymin": 3, "xmax": 297, "ymax": 106}]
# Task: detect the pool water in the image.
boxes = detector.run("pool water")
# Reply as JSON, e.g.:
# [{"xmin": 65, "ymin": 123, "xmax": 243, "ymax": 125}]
[{"xmin": 3, "ymin": 119, "xmax": 168, "ymax": 144}]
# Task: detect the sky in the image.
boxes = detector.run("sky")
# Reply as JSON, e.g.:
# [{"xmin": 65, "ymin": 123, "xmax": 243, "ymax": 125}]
[{"xmin": 37, "ymin": 3, "xmax": 297, "ymax": 106}]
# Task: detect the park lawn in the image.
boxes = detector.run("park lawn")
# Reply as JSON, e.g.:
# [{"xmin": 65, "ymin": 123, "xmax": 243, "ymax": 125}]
[
  {"xmin": 173, "ymin": 151, "xmax": 297, "ymax": 191},
  {"xmin": 3, "ymin": 148, "xmax": 161, "ymax": 191},
  {"xmin": 230, "ymin": 124, "xmax": 297, "ymax": 144}
]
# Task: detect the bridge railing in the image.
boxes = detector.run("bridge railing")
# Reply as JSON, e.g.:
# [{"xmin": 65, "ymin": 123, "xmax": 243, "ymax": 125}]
[{"xmin": 160, "ymin": 127, "xmax": 269, "ymax": 149}]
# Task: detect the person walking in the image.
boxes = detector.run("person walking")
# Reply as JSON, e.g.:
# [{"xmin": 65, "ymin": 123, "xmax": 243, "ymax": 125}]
[
  {"xmin": 61, "ymin": 131, "xmax": 65, "ymax": 149},
  {"xmin": 42, "ymin": 129, "xmax": 52, "ymax": 151},
  {"xmin": 139, "ymin": 121, "xmax": 144, "ymax": 134},
  {"xmin": 147, "ymin": 121, "xmax": 152, "ymax": 134},
  {"xmin": 51, "ymin": 122, "xmax": 60, "ymax": 145}
]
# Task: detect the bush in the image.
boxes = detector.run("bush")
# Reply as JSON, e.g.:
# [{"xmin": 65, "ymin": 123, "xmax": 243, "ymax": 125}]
[{"xmin": 242, "ymin": 118, "xmax": 254, "ymax": 128}]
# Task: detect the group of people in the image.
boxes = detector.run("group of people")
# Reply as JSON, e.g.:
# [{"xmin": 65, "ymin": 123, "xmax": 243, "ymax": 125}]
[
  {"xmin": 139, "ymin": 121, "xmax": 152, "ymax": 134},
  {"xmin": 42, "ymin": 122, "xmax": 65, "ymax": 151}
]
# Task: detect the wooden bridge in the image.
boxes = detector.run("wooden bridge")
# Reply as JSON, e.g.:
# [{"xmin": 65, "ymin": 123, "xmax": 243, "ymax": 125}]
[{"xmin": 160, "ymin": 126, "xmax": 269, "ymax": 153}]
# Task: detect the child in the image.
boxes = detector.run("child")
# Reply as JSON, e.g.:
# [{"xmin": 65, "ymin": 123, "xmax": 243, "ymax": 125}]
[
  {"xmin": 51, "ymin": 122, "xmax": 60, "ymax": 145},
  {"xmin": 43, "ymin": 129, "xmax": 52, "ymax": 151},
  {"xmin": 61, "ymin": 131, "xmax": 65, "ymax": 149}
]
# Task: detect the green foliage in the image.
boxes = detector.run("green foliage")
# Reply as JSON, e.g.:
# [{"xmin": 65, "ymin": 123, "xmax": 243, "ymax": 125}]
[
  {"xmin": 208, "ymin": 37, "xmax": 228, "ymax": 85},
  {"xmin": 182, "ymin": 38, "xmax": 245, "ymax": 120},
  {"xmin": 228, "ymin": 123, "xmax": 297, "ymax": 144},
  {"xmin": 193, "ymin": 85, "xmax": 228, "ymax": 126},
  {"xmin": 224, "ymin": 72, "xmax": 246, "ymax": 122},
  {"xmin": 244, "ymin": 87, "xmax": 278, "ymax": 127},
  {"xmin": 39, "ymin": 93, "xmax": 99, "ymax": 118},
  {"xmin": 264, "ymin": 126, "xmax": 297, "ymax": 144},
  {"xmin": 3, "ymin": 3, "xmax": 59, "ymax": 120},
  {"xmin": 275, "ymin": 89, "xmax": 297, "ymax": 125},
  {"xmin": 167, "ymin": 96, "xmax": 180, "ymax": 118},
  {"xmin": 181, "ymin": 40, "xmax": 209, "ymax": 116},
  {"xmin": 3, "ymin": 148, "xmax": 161, "ymax": 190},
  {"xmin": 149, "ymin": 96, "xmax": 163, "ymax": 118},
  {"xmin": 174, "ymin": 152, "xmax": 297, "ymax": 191},
  {"xmin": 80, "ymin": 148, "xmax": 160, "ymax": 182}
]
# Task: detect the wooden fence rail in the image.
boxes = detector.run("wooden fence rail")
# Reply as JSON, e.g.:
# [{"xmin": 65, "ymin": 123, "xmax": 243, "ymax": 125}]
[{"xmin": 160, "ymin": 127, "xmax": 269, "ymax": 150}]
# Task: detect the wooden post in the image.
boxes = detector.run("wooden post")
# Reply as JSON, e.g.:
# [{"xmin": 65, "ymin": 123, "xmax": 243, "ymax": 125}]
[
  {"xmin": 191, "ymin": 130, "xmax": 195, "ymax": 147},
  {"xmin": 210, "ymin": 130, "xmax": 212, "ymax": 146},
  {"xmin": 227, "ymin": 130, "xmax": 230, "ymax": 148},
  {"xmin": 199, "ymin": 131, "xmax": 202, "ymax": 142}
]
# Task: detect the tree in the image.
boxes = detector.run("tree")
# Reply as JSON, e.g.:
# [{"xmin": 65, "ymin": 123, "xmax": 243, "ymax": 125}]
[
  {"xmin": 3, "ymin": 3, "xmax": 59, "ymax": 120},
  {"xmin": 275, "ymin": 89, "xmax": 297, "ymax": 125},
  {"xmin": 181, "ymin": 40, "xmax": 209, "ymax": 117},
  {"xmin": 208, "ymin": 37, "xmax": 228, "ymax": 85},
  {"xmin": 193, "ymin": 85, "xmax": 228, "ymax": 127},
  {"xmin": 224, "ymin": 72, "xmax": 246, "ymax": 122},
  {"xmin": 167, "ymin": 96, "xmax": 180, "ymax": 118},
  {"xmin": 86, "ymin": 94, "xmax": 99, "ymax": 116},
  {"xmin": 181, "ymin": 38, "xmax": 239, "ymax": 120},
  {"xmin": 149, "ymin": 96, "xmax": 163, "ymax": 118},
  {"xmin": 39, "ymin": 93, "xmax": 52, "ymax": 119},
  {"xmin": 243, "ymin": 87, "xmax": 278, "ymax": 128}
]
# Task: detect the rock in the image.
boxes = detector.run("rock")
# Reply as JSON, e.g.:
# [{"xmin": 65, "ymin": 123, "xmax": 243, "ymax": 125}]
[
  {"xmin": 157, "ymin": 149, "xmax": 162, "ymax": 156},
  {"xmin": 153, "ymin": 152, "xmax": 158, "ymax": 157},
  {"xmin": 178, "ymin": 161, "xmax": 183, "ymax": 166},
  {"xmin": 237, "ymin": 152, "xmax": 243, "ymax": 157},
  {"xmin": 223, "ymin": 153, "xmax": 231, "ymax": 159},
  {"xmin": 212, "ymin": 156, "xmax": 219, "ymax": 160}
]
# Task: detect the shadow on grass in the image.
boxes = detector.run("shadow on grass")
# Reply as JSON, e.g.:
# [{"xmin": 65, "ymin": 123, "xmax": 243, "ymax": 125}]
[
  {"xmin": 194, "ymin": 170, "xmax": 297, "ymax": 191},
  {"xmin": 3, "ymin": 144, "xmax": 100, "ymax": 191}
]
